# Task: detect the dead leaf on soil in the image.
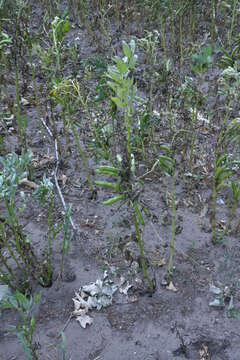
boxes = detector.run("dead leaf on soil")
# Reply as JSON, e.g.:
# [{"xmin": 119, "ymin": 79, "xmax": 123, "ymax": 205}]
[
  {"xmin": 166, "ymin": 281, "xmax": 178, "ymax": 292},
  {"xmin": 119, "ymin": 281, "xmax": 133, "ymax": 295},
  {"xmin": 216, "ymin": 220, "xmax": 226, "ymax": 230},
  {"xmin": 127, "ymin": 294, "xmax": 139, "ymax": 303},
  {"xmin": 209, "ymin": 284, "xmax": 221, "ymax": 295},
  {"xmin": 200, "ymin": 204, "xmax": 208, "ymax": 218},
  {"xmin": 21, "ymin": 97, "xmax": 31, "ymax": 106},
  {"xmin": 199, "ymin": 344, "xmax": 210, "ymax": 360},
  {"xmin": 58, "ymin": 174, "xmax": 67, "ymax": 185},
  {"xmin": 151, "ymin": 257, "xmax": 167, "ymax": 267},
  {"xmin": 19, "ymin": 177, "xmax": 38, "ymax": 189},
  {"xmin": 32, "ymin": 154, "xmax": 55, "ymax": 169},
  {"xmin": 76, "ymin": 313, "xmax": 93, "ymax": 328},
  {"xmin": 209, "ymin": 298, "xmax": 223, "ymax": 307},
  {"xmin": 72, "ymin": 275, "xmax": 118, "ymax": 328}
]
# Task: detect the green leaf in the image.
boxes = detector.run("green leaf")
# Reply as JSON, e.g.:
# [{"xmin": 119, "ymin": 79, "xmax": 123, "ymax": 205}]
[
  {"xmin": 55, "ymin": 20, "xmax": 70, "ymax": 42},
  {"xmin": 129, "ymin": 39, "xmax": 136, "ymax": 53},
  {"xmin": 111, "ymin": 97, "xmax": 125, "ymax": 109},
  {"xmin": 122, "ymin": 41, "xmax": 131, "ymax": 58},
  {"xmin": 30, "ymin": 317, "xmax": 36, "ymax": 335},
  {"xmin": 0, "ymin": 285, "xmax": 10, "ymax": 303},
  {"xmin": 133, "ymin": 95, "xmax": 147, "ymax": 104},
  {"xmin": 95, "ymin": 167, "xmax": 120, "ymax": 177},
  {"xmin": 192, "ymin": 64, "xmax": 201, "ymax": 74},
  {"xmin": 95, "ymin": 166, "xmax": 120, "ymax": 174},
  {"xmin": 216, "ymin": 155, "xmax": 226, "ymax": 167},
  {"xmin": 217, "ymin": 171, "xmax": 233, "ymax": 184},
  {"xmin": 216, "ymin": 183, "xmax": 228, "ymax": 191},
  {"xmin": 159, "ymin": 161, "xmax": 172, "ymax": 175},
  {"xmin": 133, "ymin": 201, "xmax": 145, "ymax": 226},
  {"xmin": 231, "ymin": 181, "xmax": 240, "ymax": 200},
  {"xmin": 9, "ymin": 296, "xmax": 18, "ymax": 308},
  {"xmin": 161, "ymin": 145, "xmax": 172, "ymax": 155},
  {"xmin": 17, "ymin": 332, "xmax": 33, "ymax": 360},
  {"xmin": 17, "ymin": 292, "xmax": 30, "ymax": 311},
  {"xmin": 95, "ymin": 181, "xmax": 118, "ymax": 190},
  {"xmin": 107, "ymin": 80, "xmax": 118, "ymax": 93},
  {"xmin": 214, "ymin": 165, "xmax": 228, "ymax": 181},
  {"xmin": 107, "ymin": 67, "xmax": 121, "ymax": 82},
  {"xmin": 33, "ymin": 292, "xmax": 41, "ymax": 305},
  {"xmin": 116, "ymin": 58, "xmax": 128, "ymax": 75},
  {"xmin": 129, "ymin": 54, "xmax": 138, "ymax": 69},
  {"xmin": 61, "ymin": 331, "xmax": 67, "ymax": 360},
  {"xmin": 159, "ymin": 155, "xmax": 175, "ymax": 165},
  {"xmin": 103, "ymin": 194, "xmax": 125, "ymax": 205}
]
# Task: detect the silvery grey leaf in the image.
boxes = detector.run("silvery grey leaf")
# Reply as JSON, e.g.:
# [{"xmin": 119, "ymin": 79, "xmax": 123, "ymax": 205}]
[
  {"xmin": 227, "ymin": 296, "xmax": 234, "ymax": 311},
  {"xmin": 209, "ymin": 285, "xmax": 222, "ymax": 295},
  {"xmin": 209, "ymin": 299, "xmax": 223, "ymax": 307}
]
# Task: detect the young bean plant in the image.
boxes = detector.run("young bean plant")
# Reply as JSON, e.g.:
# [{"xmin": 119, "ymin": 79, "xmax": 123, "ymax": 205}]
[
  {"xmin": 0, "ymin": 288, "xmax": 41, "ymax": 360},
  {"xmin": 95, "ymin": 41, "xmax": 154, "ymax": 292},
  {"xmin": 0, "ymin": 151, "xmax": 50, "ymax": 291}
]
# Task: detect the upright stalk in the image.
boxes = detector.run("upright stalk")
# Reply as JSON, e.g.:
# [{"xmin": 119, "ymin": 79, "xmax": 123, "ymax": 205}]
[
  {"xmin": 211, "ymin": 99, "xmax": 233, "ymax": 244},
  {"xmin": 46, "ymin": 196, "xmax": 54, "ymax": 282},
  {"xmin": 168, "ymin": 167, "xmax": 176, "ymax": 275},
  {"xmin": 27, "ymin": 46, "xmax": 44, "ymax": 140},
  {"xmin": 0, "ymin": 222, "xmax": 29, "ymax": 280},
  {"xmin": 14, "ymin": 60, "xmax": 23, "ymax": 143},
  {"xmin": 132, "ymin": 208, "xmax": 153, "ymax": 293},
  {"xmin": 189, "ymin": 72, "xmax": 203, "ymax": 172},
  {"xmin": 210, "ymin": 0, "xmax": 216, "ymax": 43},
  {"xmin": 68, "ymin": 110, "xmax": 93, "ymax": 190},
  {"xmin": 229, "ymin": 0, "xmax": 237, "ymax": 45}
]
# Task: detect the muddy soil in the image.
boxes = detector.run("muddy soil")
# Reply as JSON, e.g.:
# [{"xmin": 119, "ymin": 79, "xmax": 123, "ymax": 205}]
[{"xmin": 1, "ymin": 1, "xmax": 240, "ymax": 359}]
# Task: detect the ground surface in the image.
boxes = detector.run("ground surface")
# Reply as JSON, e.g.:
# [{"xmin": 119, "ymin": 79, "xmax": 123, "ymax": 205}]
[{"xmin": 0, "ymin": 1, "xmax": 240, "ymax": 359}]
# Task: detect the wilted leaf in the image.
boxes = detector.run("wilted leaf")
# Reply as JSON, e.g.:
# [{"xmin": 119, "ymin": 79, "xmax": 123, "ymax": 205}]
[
  {"xmin": 199, "ymin": 344, "xmax": 210, "ymax": 360},
  {"xmin": 151, "ymin": 257, "xmax": 167, "ymax": 267},
  {"xmin": 209, "ymin": 299, "xmax": 223, "ymax": 307},
  {"xmin": 209, "ymin": 285, "xmax": 222, "ymax": 295},
  {"xmin": 127, "ymin": 294, "xmax": 139, "ymax": 303},
  {"xmin": 72, "ymin": 275, "xmax": 120, "ymax": 327},
  {"xmin": 19, "ymin": 178, "xmax": 38, "ymax": 189},
  {"xmin": 76, "ymin": 314, "xmax": 93, "ymax": 328},
  {"xmin": 59, "ymin": 174, "xmax": 67, "ymax": 185},
  {"xmin": 21, "ymin": 97, "xmax": 31, "ymax": 106},
  {"xmin": 119, "ymin": 282, "xmax": 133, "ymax": 295},
  {"xmin": 227, "ymin": 296, "xmax": 234, "ymax": 311},
  {"xmin": 166, "ymin": 281, "xmax": 178, "ymax": 292},
  {"xmin": 82, "ymin": 282, "xmax": 101, "ymax": 296},
  {"xmin": 72, "ymin": 298, "xmax": 82, "ymax": 311},
  {"xmin": 73, "ymin": 308, "xmax": 88, "ymax": 317}
]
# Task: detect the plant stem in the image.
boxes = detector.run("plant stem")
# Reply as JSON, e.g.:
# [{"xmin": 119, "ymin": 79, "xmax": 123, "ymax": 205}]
[
  {"xmin": 210, "ymin": 0, "xmax": 216, "ymax": 43},
  {"xmin": 189, "ymin": 71, "xmax": 203, "ymax": 172},
  {"xmin": 168, "ymin": 167, "xmax": 176, "ymax": 275},
  {"xmin": 68, "ymin": 112, "xmax": 93, "ymax": 190},
  {"xmin": 211, "ymin": 176, "xmax": 218, "ymax": 244},
  {"xmin": 211, "ymin": 99, "xmax": 233, "ymax": 243},
  {"xmin": 14, "ymin": 61, "xmax": 23, "ymax": 143},
  {"xmin": 229, "ymin": 0, "xmax": 237, "ymax": 45},
  {"xmin": 132, "ymin": 207, "xmax": 153, "ymax": 293},
  {"xmin": 47, "ymin": 196, "xmax": 54, "ymax": 282},
  {"xmin": 220, "ymin": 200, "xmax": 237, "ymax": 241},
  {"xmin": 27, "ymin": 46, "xmax": 45, "ymax": 141}
]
